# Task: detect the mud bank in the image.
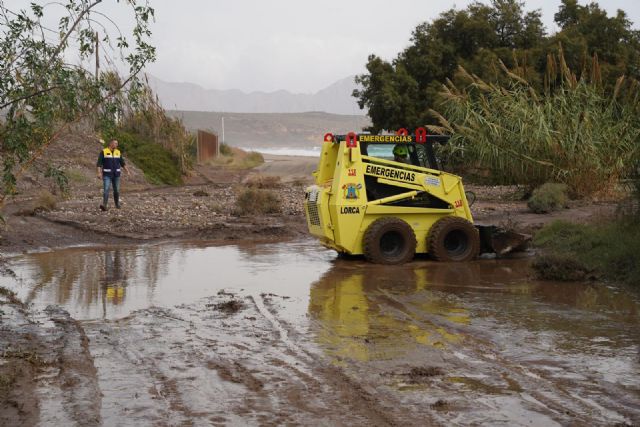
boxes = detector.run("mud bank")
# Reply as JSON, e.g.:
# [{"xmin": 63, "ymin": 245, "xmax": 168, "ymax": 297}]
[
  {"xmin": 0, "ymin": 182, "xmax": 307, "ymax": 254},
  {"xmin": 0, "ymin": 301, "xmax": 100, "ymax": 426}
]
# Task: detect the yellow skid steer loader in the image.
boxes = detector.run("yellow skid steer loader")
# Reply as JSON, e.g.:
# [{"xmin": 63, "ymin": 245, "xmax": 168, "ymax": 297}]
[{"xmin": 304, "ymin": 129, "xmax": 528, "ymax": 264}]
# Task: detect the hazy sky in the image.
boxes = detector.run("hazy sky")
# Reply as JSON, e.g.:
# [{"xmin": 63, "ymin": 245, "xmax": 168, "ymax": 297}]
[{"xmin": 5, "ymin": 0, "xmax": 640, "ymax": 93}]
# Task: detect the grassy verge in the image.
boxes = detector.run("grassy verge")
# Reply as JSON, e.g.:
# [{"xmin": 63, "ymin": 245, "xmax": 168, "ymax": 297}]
[
  {"xmin": 532, "ymin": 219, "xmax": 640, "ymax": 286},
  {"xmin": 107, "ymin": 131, "xmax": 183, "ymax": 186}
]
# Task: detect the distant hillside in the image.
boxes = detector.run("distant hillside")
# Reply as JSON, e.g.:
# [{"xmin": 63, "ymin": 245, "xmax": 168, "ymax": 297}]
[
  {"xmin": 149, "ymin": 75, "xmax": 364, "ymax": 115},
  {"xmin": 168, "ymin": 110, "xmax": 371, "ymax": 147}
]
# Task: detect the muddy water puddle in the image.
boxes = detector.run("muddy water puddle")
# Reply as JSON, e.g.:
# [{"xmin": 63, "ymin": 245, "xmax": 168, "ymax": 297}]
[
  {"xmin": 0, "ymin": 240, "xmax": 331, "ymax": 320},
  {"xmin": 1, "ymin": 239, "xmax": 639, "ymax": 425}
]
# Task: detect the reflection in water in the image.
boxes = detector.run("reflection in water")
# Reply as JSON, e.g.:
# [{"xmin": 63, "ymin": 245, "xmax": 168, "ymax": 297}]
[
  {"xmin": 0, "ymin": 240, "xmax": 334, "ymax": 320},
  {"xmin": 307, "ymin": 259, "xmax": 640, "ymax": 425},
  {"xmin": 2, "ymin": 244, "xmax": 186, "ymax": 319},
  {"xmin": 309, "ymin": 264, "xmax": 471, "ymax": 362},
  {"xmin": 309, "ymin": 259, "xmax": 640, "ymax": 363},
  {"xmin": 101, "ymin": 250, "xmax": 128, "ymax": 308}
]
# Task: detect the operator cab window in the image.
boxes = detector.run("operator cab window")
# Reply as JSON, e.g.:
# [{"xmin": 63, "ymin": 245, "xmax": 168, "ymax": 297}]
[{"xmin": 360, "ymin": 143, "xmax": 422, "ymax": 167}]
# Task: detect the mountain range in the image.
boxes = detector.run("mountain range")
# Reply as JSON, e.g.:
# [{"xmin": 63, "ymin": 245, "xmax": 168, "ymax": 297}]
[
  {"xmin": 168, "ymin": 110, "xmax": 370, "ymax": 147},
  {"xmin": 146, "ymin": 74, "xmax": 364, "ymax": 115}
]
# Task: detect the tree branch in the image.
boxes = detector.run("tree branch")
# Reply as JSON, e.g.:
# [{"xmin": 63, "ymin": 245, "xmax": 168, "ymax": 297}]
[
  {"xmin": 0, "ymin": 86, "xmax": 63, "ymax": 110},
  {"xmin": 51, "ymin": 0, "xmax": 103, "ymax": 61}
]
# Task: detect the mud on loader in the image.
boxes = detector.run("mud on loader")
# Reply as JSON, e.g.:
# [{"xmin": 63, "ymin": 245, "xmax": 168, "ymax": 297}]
[{"xmin": 304, "ymin": 129, "xmax": 528, "ymax": 264}]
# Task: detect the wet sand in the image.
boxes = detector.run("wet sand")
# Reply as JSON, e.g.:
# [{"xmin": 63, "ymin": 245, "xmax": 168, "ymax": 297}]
[
  {"xmin": 254, "ymin": 154, "xmax": 318, "ymax": 182},
  {"xmin": 1, "ymin": 240, "xmax": 638, "ymax": 425}
]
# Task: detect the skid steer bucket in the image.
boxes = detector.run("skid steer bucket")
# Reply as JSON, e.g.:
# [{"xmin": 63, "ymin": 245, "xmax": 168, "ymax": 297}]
[{"xmin": 476, "ymin": 225, "xmax": 531, "ymax": 256}]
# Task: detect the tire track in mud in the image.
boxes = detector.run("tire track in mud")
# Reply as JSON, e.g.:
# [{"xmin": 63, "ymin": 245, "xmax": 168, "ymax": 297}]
[
  {"xmin": 372, "ymin": 289, "xmax": 638, "ymax": 426},
  {"xmin": 0, "ymin": 304, "xmax": 102, "ymax": 426},
  {"xmin": 252, "ymin": 292, "xmax": 425, "ymax": 426},
  {"xmin": 81, "ymin": 292, "xmax": 433, "ymax": 426},
  {"xmin": 44, "ymin": 306, "xmax": 102, "ymax": 426}
]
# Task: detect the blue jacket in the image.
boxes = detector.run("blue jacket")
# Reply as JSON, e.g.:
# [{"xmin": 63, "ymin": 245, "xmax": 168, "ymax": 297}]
[{"xmin": 97, "ymin": 148, "xmax": 125, "ymax": 177}]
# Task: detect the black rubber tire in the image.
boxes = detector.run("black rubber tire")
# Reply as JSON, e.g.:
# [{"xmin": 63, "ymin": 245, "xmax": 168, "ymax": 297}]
[
  {"xmin": 363, "ymin": 217, "xmax": 416, "ymax": 264},
  {"xmin": 427, "ymin": 217, "xmax": 480, "ymax": 262}
]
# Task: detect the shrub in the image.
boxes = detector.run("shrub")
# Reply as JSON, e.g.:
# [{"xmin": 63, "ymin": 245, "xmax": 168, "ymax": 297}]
[
  {"xmin": 237, "ymin": 151, "xmax": 264, "ymax": 169},
  {"xmin": 433, "ymin": 51, "xmax": 640, "ymax": 197},
  {"xmin": 234, "ymin": 188, "xmax": 281, "ymax": 215},
  {"xmin": 244, "ymin": 174, "xmax": 281, "ymax": 189},
  {"xmin": 531, "ymin": 253, "xmax": 593, "ymax": 281},
  {"xmin": 208, "ymin": 202, "xmax": 224, "ymax": 213},
  {"xmin": 219, "ymin": 143, "xmax": 233, "ymax": 156},
  {"xmin": 533, "ymin": 219, "xmax": 640, "ymax": 286},
  {"xmin": 107, "ymin": 131, "xmax": 182, "ymax": 185},
  {"xmin": 527, "ymin": 183, "xmax": 568, "ymax": 213},
  {"xmin": 45, "ymin": 166, "xmax": 69, "ymax": 196},
  {"xmin": 212, "ymin": 147, "xmax": 264, "ymax": 169},
  {"xmin": 34, "ymin": 190, "xmax": 57, "ymax": 212}
]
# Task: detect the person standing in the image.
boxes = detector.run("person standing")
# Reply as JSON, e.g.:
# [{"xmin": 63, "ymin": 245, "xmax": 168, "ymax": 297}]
[{"xmin": 97, "ymin": 139, "xmax": 128, "ymax": 210}]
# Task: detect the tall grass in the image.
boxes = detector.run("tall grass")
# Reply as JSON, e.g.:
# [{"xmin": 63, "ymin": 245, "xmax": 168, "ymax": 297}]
[{"xmin": 431, "ymin": 50, "xmax": 640, "ymax": 197}]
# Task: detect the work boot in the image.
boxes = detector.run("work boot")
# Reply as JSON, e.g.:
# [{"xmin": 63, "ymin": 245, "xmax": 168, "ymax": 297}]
[
  {"xmin": 100, "ymin": 204, "xmax": 107, "ymax": 211},
  {"xmin": 114, "ymin": 194, "xmax": 120, "ymax": 209}
]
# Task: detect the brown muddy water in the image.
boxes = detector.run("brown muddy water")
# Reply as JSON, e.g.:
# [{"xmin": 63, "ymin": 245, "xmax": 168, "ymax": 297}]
[{"xmin": 1, "ymin": 239, "xmax": 639, "ymax": 426}]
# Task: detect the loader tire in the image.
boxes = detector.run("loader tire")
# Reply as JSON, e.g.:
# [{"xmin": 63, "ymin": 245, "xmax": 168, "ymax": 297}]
[
  {"xmin": 428, "ymin": 217, "xmax": 480, "ymax": 262},
  {"xmin": 364, "ymin": 217, "xmax": 416, "ymax": 265}
]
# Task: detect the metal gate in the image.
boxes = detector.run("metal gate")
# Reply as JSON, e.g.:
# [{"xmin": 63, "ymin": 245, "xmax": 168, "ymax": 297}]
[{"xmin": 196, "ymin": 130, "xmax": 219, "ymax": 163}]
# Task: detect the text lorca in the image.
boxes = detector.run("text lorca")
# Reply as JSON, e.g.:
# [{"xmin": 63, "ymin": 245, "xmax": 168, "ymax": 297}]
[{"xmin": 340, "ymin": 206, "xmax": 360, "ymax": 214}]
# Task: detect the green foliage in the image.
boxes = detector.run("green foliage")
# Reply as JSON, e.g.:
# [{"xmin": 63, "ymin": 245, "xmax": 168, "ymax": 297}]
[
  {"xmin": 354, "ymin": 0, "xmax": 640, "ymax": 133},
  {"xmin": 533, "ymin": 219, "xmax": 640, "ymax": 285},
  {"xmin": 219, "ymin": 143, "xmax": 233, "ymax": 156},
  {"xmin": 531, "ymin": 253, "xmax": 593, "ymax": 281},
  {"xmin": 527, "ymin": 183, "xmax": 568, "ymax": 213},
  {"xmin": 242, "ymin": 152, "xmax": 265, "ymax": 169},
  {"xmin": 213, "ymin": 147, "xmax": 264, "ymax": 169},
  {"xmin": 109, "ymin": 131, "xmax": 182, "ymax": 186},
  {"xmin": 234, "ymin": 188, "xmax": 281, "ymax": 215},
  {"xmin": 115, "ymin": 78, "xmax": 194, "ymax": 174},
  {"xmin": 433, "ymin": 54, "xmax": 640, "ymax": 196},
  {"xmin": 44, "ymin": 165, "xmax": 69, "ymax": 196},
  {"xmin": 0, "ymin": 1, "xmax": 156, "ymax": 199}
]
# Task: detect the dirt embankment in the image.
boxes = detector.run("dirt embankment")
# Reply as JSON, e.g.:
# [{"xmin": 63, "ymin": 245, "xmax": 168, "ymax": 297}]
[{"xmin": 1, "ymin": 156, "xmax": 311, "ymax": 254}]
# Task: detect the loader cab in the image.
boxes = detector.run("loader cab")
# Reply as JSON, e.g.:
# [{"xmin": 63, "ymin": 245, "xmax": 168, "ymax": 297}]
[{"xmin": 359, "ymin": 135, "xmax": 449, "ymax": 171}]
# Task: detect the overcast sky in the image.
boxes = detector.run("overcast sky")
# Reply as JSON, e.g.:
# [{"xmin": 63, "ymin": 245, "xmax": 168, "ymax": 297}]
[{"xmin": 6, "ymin": 0, "xmax": 640, "ymax": 93}]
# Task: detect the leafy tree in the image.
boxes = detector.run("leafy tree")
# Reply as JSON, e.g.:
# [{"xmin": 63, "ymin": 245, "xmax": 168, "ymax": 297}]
[
  {"xmin": 353, "ymin": 0, "xmax": 639, "ymax": 133},
  {"xmin": 0, "ymin": 0, "xmax": 156, "ymax": 201},
  {"xmin": 549, "ymin": 0, "xmax": 640, "ymax": 87},
  {"xmin": 354, "ymin": 0, "xmax": 545, "ymax": 132}
]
